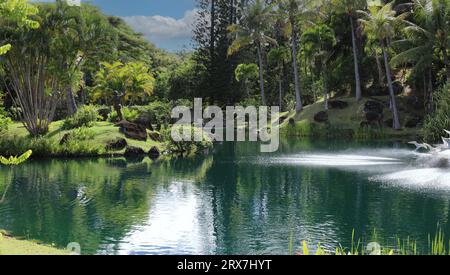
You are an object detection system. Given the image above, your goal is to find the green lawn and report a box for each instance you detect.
[4,121,164,156]
[0,231,69,255]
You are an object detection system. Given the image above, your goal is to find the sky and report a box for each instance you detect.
[36,0,197,52]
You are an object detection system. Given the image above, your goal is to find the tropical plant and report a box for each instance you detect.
[93,61,155,121]
[228,0,276,105]
[235,63,259,97]
[277,0,322,112]
[358,2,409,129]
[268,47,290,109]
[0,0,39,55]
[62,105,99,130]
[422,83,450,142]
[0,149,32,166]
[302,24,336,110]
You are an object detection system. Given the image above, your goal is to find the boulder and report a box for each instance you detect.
[148,146,161,159]
[148,131,163,142]
[106,138,127,150]
[59,133,71,145]
[288,118,296,126]
[364,100,384,114]
[328,100,349,109]
[124,146,145,157]
[365,111,383,126]
[314,111,328,123]
[116,120,147,141]
[134,114,154,131]
[405,117,422,128]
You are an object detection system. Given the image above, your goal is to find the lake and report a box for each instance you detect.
[1,139,449,255]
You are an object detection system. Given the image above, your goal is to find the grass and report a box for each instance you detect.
[280,96,421,140]
[0,231,69,255]
[1,121,164,157]
[292,228,450,255]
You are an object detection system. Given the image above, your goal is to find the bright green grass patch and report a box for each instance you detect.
[1,121,163,157]
[0,231,69,255]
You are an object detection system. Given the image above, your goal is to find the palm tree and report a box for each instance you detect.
[332,0,366,101]
[268,47,290,110]
[228,0,276,106]
[277,0,319,112]
[235,63,259,97]
[302,24,336,110]
[358,2,409,130]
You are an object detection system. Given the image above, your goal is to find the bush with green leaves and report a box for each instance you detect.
[108,107,140,122]
[63,106,99,130]
[423,83,450,142]
[163,125,212,154]
[0,114,12,132]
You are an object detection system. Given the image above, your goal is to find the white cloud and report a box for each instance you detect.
[122,9,198,51]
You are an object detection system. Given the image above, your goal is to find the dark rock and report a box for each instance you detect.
[405,117,422,128]
[148,131,163,142]
[384,118,394,128]
[288,118,295,126]
[328,100,349,109]
[393,81,403,95]
[106,138,127,150]
[60,133,71,145]
[364,100,384,114]
[435,158,449,168]
[116,120,147,141]
[134,115,154,131]
[148,146,161,159]
[279,115,289,124]
[124,146,145,157]
[365,111,384,126]
[97,107,111,121]
[314,111,328,123]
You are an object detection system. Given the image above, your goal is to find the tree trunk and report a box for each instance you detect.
[382,45,401,130]
[66,86,78,116]
[375,53,384,88]
[256,43,266,105]
[291,25,302,112]
[442,46,450,82]
[323,70,329,111]
[350,17,362,101]
[278,79,283,111]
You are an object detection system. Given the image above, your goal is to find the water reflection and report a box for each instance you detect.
[0,140,449,254]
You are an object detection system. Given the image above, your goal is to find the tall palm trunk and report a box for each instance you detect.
[381,44,400,130]
[66,86,78,116]
[375,53,384,87]
[256,43,266,105]
[350,17,362,101]
[291,25,302,112]
[323,67,329,111]
[278,79,283,111]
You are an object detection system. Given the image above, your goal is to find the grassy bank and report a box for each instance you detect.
[0,231,69,255]
[0,121,164,157]
[280,96,421,140]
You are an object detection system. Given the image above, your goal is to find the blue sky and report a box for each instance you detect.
[36,0,197,51]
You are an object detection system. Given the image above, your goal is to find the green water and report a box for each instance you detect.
[0,140,449,255]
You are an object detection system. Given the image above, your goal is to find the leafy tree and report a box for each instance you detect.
[235,63,259,97]
[267,47,290,109]
[359,2,409,130]
[302,24,336,110]
[277,0,324,112]
[0,0,39,55]
[93,61,155,121]
[228,0,276,105]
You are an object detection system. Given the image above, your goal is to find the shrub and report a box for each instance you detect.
[108,107,139,122]
[423,83,450,142]
[163,125,212,154]
[133,101,172,129]
[0,113,12,132]
[63,106,99,130]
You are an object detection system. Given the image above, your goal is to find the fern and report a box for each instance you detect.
[0,150,33,166]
